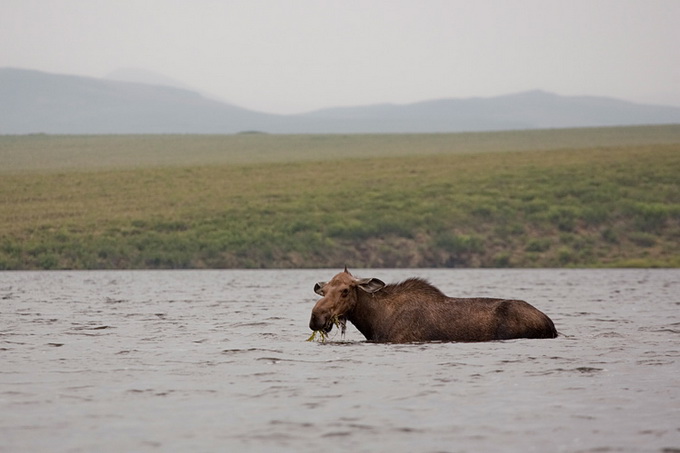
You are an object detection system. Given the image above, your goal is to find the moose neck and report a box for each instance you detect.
[347,290,390,342]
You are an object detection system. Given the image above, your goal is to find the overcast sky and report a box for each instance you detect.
[2,0,679,114]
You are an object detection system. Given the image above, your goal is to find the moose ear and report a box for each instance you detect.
[356,278,385,294]
[314,282,326,296]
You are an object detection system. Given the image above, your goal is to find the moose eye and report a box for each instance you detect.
[341,288,349,297]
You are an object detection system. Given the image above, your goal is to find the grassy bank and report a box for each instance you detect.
[3,125,680,173]
[1,128,679,269]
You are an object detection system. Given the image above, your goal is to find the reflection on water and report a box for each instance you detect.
[1,269,678,452]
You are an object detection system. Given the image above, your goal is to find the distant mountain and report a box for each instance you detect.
[299,90,680,132]
[105,67,196,90]
[0,67,282,134]
[104,67,228,103]
[2,67,680,134]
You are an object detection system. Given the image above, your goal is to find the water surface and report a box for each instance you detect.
[1,269,678,452]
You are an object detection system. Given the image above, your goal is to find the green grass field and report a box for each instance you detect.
[3,125,680,172]
[1,126,679,269]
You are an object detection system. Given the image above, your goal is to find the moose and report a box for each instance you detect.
[309,268,558,343]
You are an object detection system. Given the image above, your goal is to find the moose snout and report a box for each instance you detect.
[309,312,330,332]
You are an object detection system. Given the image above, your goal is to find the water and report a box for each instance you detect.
[1,269,678,453]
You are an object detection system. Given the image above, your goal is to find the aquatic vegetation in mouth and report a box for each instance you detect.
[306,329,329,343]
[306,316,346,342]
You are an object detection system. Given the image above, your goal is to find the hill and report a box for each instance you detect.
[300,91,680,132]
[0,129,678,269]
[2,67,680,134]
[0,68,282,134]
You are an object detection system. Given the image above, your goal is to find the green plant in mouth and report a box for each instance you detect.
[306,316,346,342]
[306,329,329,343]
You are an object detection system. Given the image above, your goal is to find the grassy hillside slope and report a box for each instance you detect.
[1,127,679,269]
[3,125,680,172]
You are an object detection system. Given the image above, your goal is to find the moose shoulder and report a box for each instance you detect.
[309,268,557,343]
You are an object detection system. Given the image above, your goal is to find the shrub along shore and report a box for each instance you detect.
[1,126,679,269]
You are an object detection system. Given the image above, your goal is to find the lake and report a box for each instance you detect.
[1,269,678,452]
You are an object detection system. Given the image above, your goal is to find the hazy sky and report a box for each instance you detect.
[2,0,679,114]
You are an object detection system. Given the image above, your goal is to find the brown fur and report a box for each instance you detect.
[309,269,558,343]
